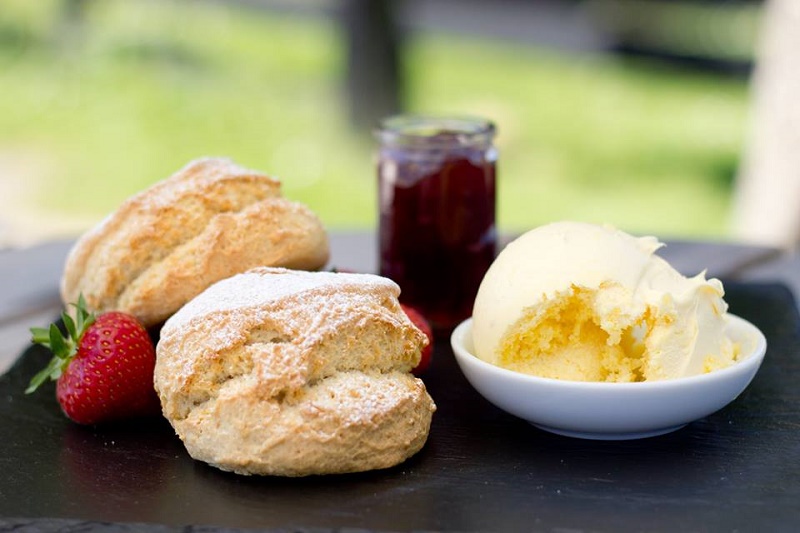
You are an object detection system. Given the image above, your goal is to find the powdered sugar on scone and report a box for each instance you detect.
[166,267,397,332]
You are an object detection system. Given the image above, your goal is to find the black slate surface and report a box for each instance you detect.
[1,282,799,532]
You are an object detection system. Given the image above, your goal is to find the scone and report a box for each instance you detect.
[60,158,329,328]
[154,267,436,476]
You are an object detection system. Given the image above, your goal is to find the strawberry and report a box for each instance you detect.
[26,295,160,425]
[401,303,433,375]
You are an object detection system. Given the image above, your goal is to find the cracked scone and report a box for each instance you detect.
[60,158,329,328]
[154,267,437,476]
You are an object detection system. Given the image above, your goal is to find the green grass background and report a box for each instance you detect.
[0,0,752,239]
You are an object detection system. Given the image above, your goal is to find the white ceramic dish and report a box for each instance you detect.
[450,315,767,440]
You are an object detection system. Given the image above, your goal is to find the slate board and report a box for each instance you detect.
[1,282,799,532]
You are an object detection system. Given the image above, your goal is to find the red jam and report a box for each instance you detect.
[377,116,497,332]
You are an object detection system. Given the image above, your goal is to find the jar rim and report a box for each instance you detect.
[375,114,496,148]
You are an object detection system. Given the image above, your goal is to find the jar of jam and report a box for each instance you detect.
[376,115,497,332]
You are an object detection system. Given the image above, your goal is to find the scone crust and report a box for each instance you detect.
[155,267,436,476]
[60,158,329,327]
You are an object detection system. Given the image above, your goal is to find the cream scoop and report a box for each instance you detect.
[471,221,739,382]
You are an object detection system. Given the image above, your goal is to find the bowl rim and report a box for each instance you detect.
[450,314,767,391]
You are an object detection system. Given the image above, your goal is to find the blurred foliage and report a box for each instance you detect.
[587,0,761,63]
[0,0,752,238]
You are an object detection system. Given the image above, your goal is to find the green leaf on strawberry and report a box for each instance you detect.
[26,294,96,394]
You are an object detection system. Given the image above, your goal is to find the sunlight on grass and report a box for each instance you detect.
[0,0,750,240]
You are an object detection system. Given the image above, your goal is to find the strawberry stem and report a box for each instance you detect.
[25,295,95,394]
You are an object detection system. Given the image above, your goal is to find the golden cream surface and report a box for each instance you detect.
[472,222,740,382]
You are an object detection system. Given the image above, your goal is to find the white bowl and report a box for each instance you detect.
[451,315,767,440]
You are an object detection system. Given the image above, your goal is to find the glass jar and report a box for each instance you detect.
[376,115,497,332]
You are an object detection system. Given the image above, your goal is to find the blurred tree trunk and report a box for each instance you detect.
[61,0,88,22]
[732,0,800,249]
[340,0,405,133]
[58,0,89,49]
